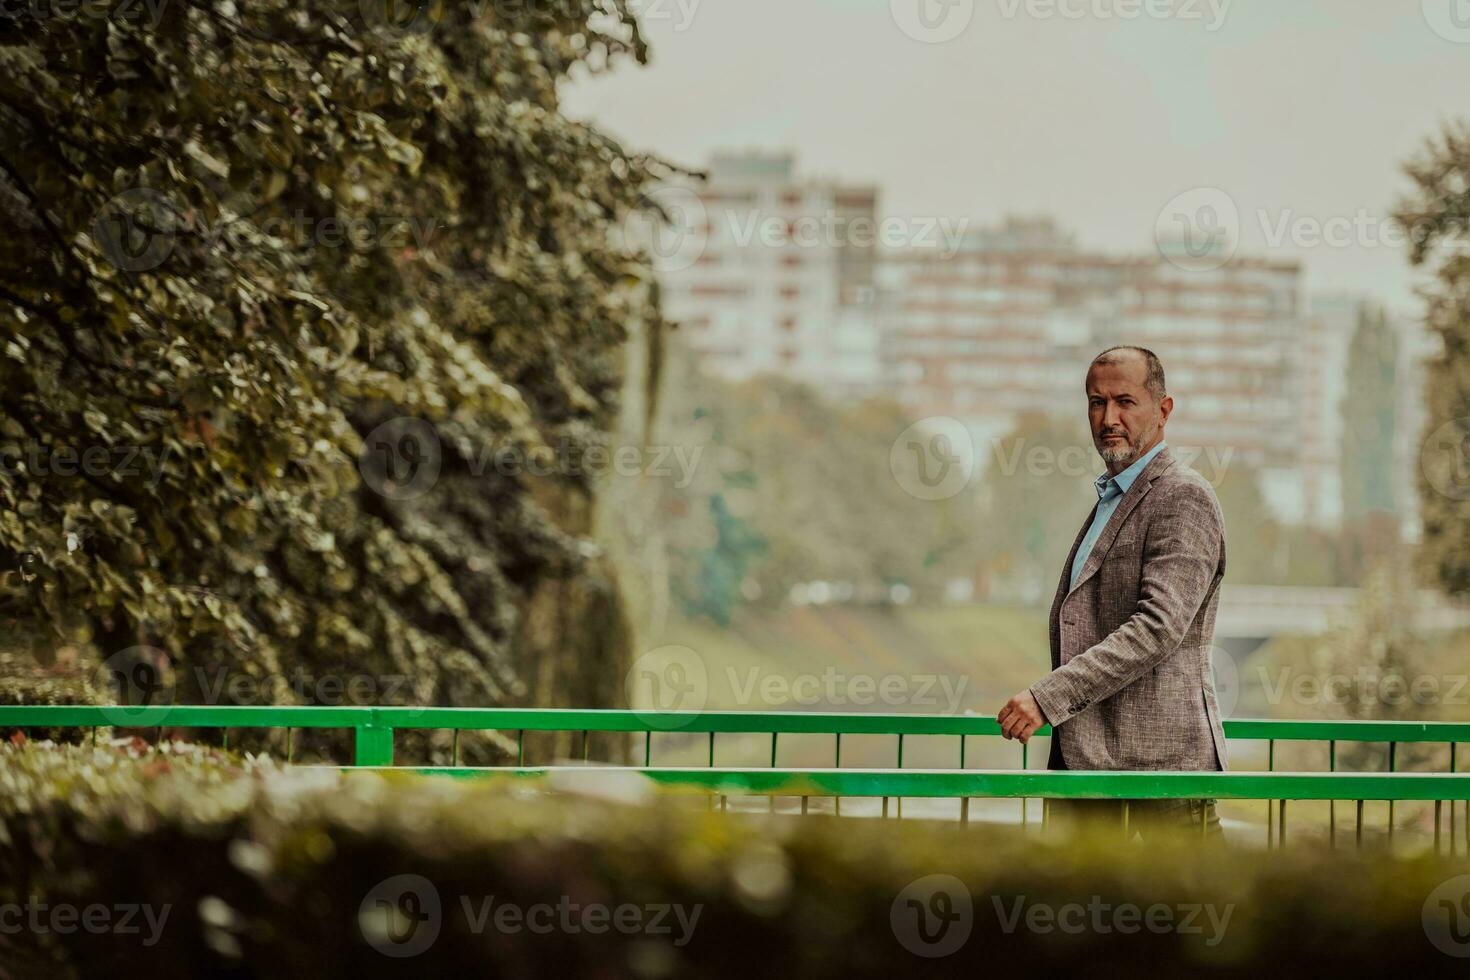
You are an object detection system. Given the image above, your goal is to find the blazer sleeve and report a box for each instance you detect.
[1029,483,1221,727]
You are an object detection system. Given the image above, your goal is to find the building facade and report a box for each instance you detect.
[654,155,1425,531]
[877,216,1307,515]
[655,151,882,400]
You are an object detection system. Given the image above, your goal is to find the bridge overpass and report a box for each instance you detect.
[1213,584,1470,656]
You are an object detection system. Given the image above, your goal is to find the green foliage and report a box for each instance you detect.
[2,743,1466,977]
[616,363,1348,634]
[977,413,1338,592]
[1341,303,1400,522]
[974,412,1094,602]
[627,362,979,622]
[1396,119,1470,596]
[0,2,673,705]
[689,492,766,626]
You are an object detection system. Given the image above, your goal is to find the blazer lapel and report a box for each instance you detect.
[1048,500,1098,648]
[1064,445,1176,597]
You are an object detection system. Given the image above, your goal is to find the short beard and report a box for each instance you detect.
[1098,421,1158,467]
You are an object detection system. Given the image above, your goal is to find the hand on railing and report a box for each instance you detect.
[997,690,1046,743]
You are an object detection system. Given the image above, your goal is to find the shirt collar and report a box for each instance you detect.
[1094,440,1167,499]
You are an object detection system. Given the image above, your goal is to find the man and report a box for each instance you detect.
[995,346,1229,840]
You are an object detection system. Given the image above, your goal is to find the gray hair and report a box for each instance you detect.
[1090,346,1167,402]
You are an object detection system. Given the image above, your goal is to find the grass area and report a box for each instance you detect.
[637,603,1048,769]
[644,603,1049,715]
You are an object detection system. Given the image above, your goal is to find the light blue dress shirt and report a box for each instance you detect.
[1068,441,1167,591]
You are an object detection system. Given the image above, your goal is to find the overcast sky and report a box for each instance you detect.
[562,0,1470,312]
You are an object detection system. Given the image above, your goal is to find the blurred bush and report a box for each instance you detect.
[1,743,1465,977]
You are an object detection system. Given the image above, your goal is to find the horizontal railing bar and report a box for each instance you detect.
[1218,719,1470,743]
[0,705,376,728]
[343,766,1470,801]
[8,706,1470,744]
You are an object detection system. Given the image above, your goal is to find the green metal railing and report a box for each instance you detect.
[5,705,1469,768]
[5,705,1470,850]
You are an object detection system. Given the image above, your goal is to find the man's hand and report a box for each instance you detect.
[997,690,1046,743]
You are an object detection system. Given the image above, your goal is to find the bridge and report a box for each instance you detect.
[1212,584,1470,654]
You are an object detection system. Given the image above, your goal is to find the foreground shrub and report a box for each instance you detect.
[1,743,1466,977]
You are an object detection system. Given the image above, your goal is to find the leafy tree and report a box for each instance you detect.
[975,412,1094,603]
[0,2,671,713]
[1340,302,1399,521]
[614,357,979,625]
[1395,120,1470,597]
[1329,302,1402,586]
[688,492,766,626]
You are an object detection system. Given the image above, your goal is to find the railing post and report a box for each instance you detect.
[354,719,394,767]
[895,733,902,820]
[709,731,717,813]
[1328,740,1336,849]
[1388,742,1396,841]
[1267,739,1275,848]
[1021,741,1029,826]
[833,733,840,817]
[770,732,778,813]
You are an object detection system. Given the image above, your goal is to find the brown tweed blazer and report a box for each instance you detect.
[1030,444,1229,772]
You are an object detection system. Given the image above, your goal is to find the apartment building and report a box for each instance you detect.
[655,151,882,400]
[653,155,1425,530]
[878,216,1306,514]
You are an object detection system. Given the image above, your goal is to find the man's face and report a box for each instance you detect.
[1086,358,1171,470]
